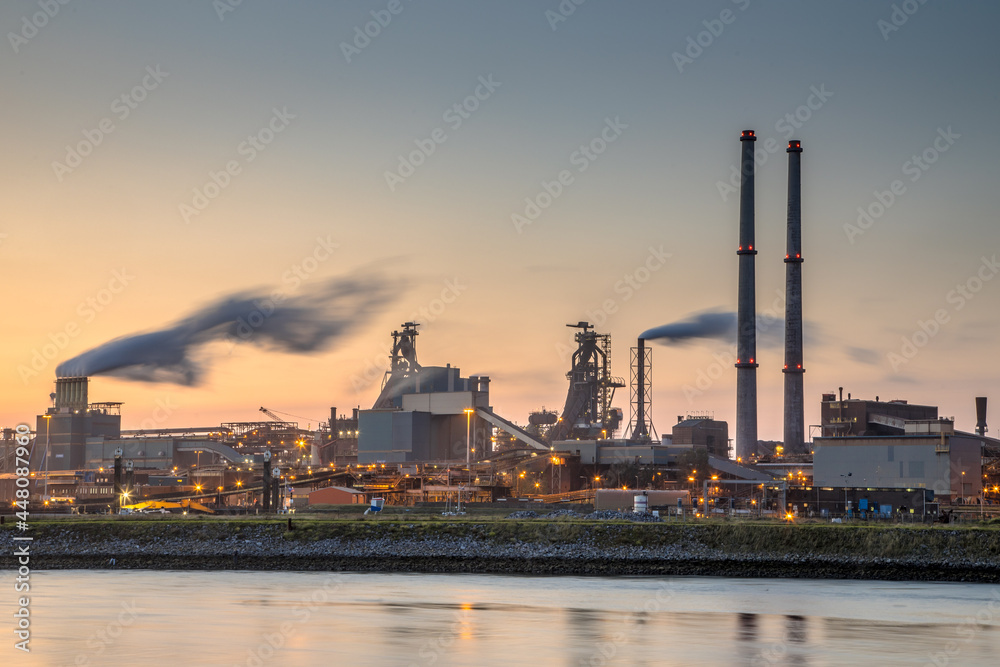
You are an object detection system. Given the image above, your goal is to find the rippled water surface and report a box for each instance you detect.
[1,570,999,666]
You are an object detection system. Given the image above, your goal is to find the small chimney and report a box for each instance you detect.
[55,377,89,411]
[976,397,988,436]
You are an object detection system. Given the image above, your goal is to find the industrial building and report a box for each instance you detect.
[820,391,938,437]
[358,322,506,463]
[33,377,122,471]
[670,414,730,458]
[814,418,986,503]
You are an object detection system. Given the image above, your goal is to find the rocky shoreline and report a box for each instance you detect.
[3,521,999,582]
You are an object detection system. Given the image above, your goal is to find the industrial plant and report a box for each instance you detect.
[3,132,997,520]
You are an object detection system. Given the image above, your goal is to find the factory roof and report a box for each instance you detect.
[674,418,722,428]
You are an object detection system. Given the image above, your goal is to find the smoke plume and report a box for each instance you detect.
[641,309,793,349]
[640,310,736,343]
[56,274,396,385]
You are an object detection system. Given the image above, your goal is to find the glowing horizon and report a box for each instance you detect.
[2,1,997,443]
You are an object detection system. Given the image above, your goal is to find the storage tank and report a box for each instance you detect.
[595,489,691,511]
[633,492,648,514]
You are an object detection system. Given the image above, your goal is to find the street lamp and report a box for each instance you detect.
[42,415,51,502]
[463,408,474,471]
[841,472,852,515]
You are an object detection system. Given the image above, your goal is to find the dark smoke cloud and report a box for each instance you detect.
[640,309,800,349]
[640,311,736,344]
[56,275,397,385]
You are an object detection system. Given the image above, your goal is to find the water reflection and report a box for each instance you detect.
[739,612,759,641]
[0,572,997,667]
[786,615,806,644]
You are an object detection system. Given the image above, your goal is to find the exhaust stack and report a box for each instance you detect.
[54,376,89,410]
[629,337,653,440]
[735,130,758,461]
[976,397,988,437]
[783,140,805,453]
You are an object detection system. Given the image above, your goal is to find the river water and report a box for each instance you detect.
[1,571,998,666]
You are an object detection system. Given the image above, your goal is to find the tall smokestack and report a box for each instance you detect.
[735,130,758,461]
[633,337,648,440]
[976,397,988,437]
[783,140,805,453]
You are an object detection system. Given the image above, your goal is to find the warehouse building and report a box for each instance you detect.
[814,419,983,502]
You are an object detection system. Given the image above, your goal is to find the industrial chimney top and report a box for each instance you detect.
[787,140,802,152]
[740,130,756,141]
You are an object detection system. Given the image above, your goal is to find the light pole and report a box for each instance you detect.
[840,472,852,516]
[42,415,51,502]
[980,476,984,519]
[464,408,474,474]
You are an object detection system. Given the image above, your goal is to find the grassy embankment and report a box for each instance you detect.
[4,507,1000,563]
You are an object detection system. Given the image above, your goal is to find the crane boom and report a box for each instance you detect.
[259,407,295,428]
